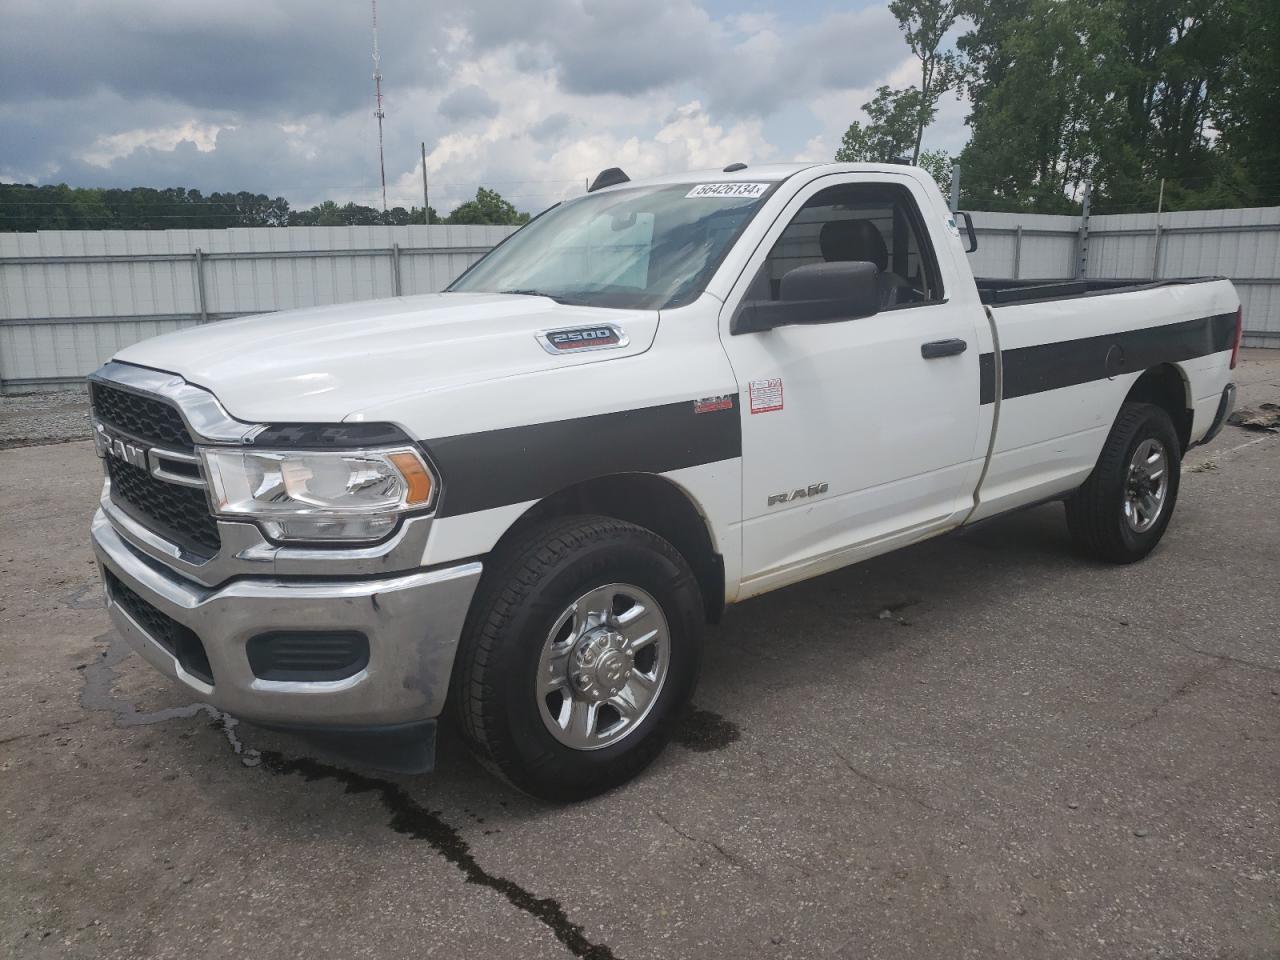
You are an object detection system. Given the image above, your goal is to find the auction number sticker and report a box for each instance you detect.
[685,182,770,199]
[749,378,784,414]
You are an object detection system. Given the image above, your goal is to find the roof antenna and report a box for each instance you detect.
[723,162,748,172]
[588,167,630,192]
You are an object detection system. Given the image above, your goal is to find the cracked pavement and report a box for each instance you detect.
[2,350,1279,959]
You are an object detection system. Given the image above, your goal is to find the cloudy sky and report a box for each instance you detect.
[0,0,970,216]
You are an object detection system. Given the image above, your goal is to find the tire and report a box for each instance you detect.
[451,515,704,801]
[1065,402,1182,564]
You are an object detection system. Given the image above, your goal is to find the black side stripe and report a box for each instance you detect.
[425,398,742,517]
[978,312,1235,405]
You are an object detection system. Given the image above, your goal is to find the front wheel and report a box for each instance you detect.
[451,515,704,801]
[1065,401,1182,564]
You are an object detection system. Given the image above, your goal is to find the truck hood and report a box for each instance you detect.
[113,293,658,424]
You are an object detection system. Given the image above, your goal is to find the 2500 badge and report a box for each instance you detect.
[536,324,629,354]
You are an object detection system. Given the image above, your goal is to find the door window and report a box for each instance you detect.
[746,182,944,311]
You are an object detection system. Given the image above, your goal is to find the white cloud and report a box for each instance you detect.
[654,102,772,170]
[390,51,778,216]
[924,87,972,158]
[81,121,225,167]
[2,1,973,215]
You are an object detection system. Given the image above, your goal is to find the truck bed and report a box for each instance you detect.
[976,276,1224,307]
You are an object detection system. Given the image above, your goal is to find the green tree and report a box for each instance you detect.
[0,183,296,230]
[289,200,401,226]
[1213,0,1280,205]
[444,187,530,225]
[1,183,463,232]
[835,86,922,162]
[1093,0,1243,211]
[957,0,1263,212]
[956,0,1120,212]
[917,149,953,196]
[889,0,962,163]
[312,201,346,226]
[383,205,429,225]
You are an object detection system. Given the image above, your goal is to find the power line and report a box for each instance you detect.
[0,192,569,210]
[0,178,585,200]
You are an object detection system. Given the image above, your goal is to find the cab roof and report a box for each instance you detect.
[591,161,925,192]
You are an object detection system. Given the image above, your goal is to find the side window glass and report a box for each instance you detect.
[756,183,943,310]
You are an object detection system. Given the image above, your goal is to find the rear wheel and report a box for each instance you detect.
[451,515,703,801]
[1065,402,1182,563]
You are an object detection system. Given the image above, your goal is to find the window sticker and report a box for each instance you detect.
[685,183,770,199]
[749,378,784,414]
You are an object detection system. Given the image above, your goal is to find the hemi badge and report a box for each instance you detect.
[536,324,630,355]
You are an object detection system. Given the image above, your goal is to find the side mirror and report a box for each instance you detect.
[734,261,880,334]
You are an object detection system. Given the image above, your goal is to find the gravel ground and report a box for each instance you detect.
[0,390,92,449]
[1,353,1277,960]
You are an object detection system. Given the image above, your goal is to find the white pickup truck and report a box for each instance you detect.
[89,162,1241,799]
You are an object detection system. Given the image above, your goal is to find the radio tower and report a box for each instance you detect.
[371,0,388,211]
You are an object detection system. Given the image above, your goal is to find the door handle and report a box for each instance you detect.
[921,338,968,359]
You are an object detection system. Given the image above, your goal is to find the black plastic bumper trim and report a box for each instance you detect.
[254,718,437,774]
[246,631,370,682]
[1193,382,1237,448]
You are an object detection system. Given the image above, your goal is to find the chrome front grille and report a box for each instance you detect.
[105,457,221,560]
[91,379,221,560]
[90,382,195,451]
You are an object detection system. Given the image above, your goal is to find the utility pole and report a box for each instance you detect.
[1151,177,1165,280]
[421,142,430,225]
[371,0,388,212]
[949,163,961,212]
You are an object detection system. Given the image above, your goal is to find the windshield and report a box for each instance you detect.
[447,182,774,309]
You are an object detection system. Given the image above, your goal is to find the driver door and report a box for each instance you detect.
[720,174,985,594]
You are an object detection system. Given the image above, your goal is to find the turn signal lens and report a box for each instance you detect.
[388,451,434,506]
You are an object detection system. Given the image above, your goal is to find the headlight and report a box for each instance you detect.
[201,446,436,542]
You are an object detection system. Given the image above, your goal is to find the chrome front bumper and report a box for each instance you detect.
[92,509,482,728]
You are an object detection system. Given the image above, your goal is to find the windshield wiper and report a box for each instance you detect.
[498,288,563,301]
[496,288,596,307]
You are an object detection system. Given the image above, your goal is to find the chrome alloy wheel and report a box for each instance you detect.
[1123,437,1169,533]
[536,583,670,751]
